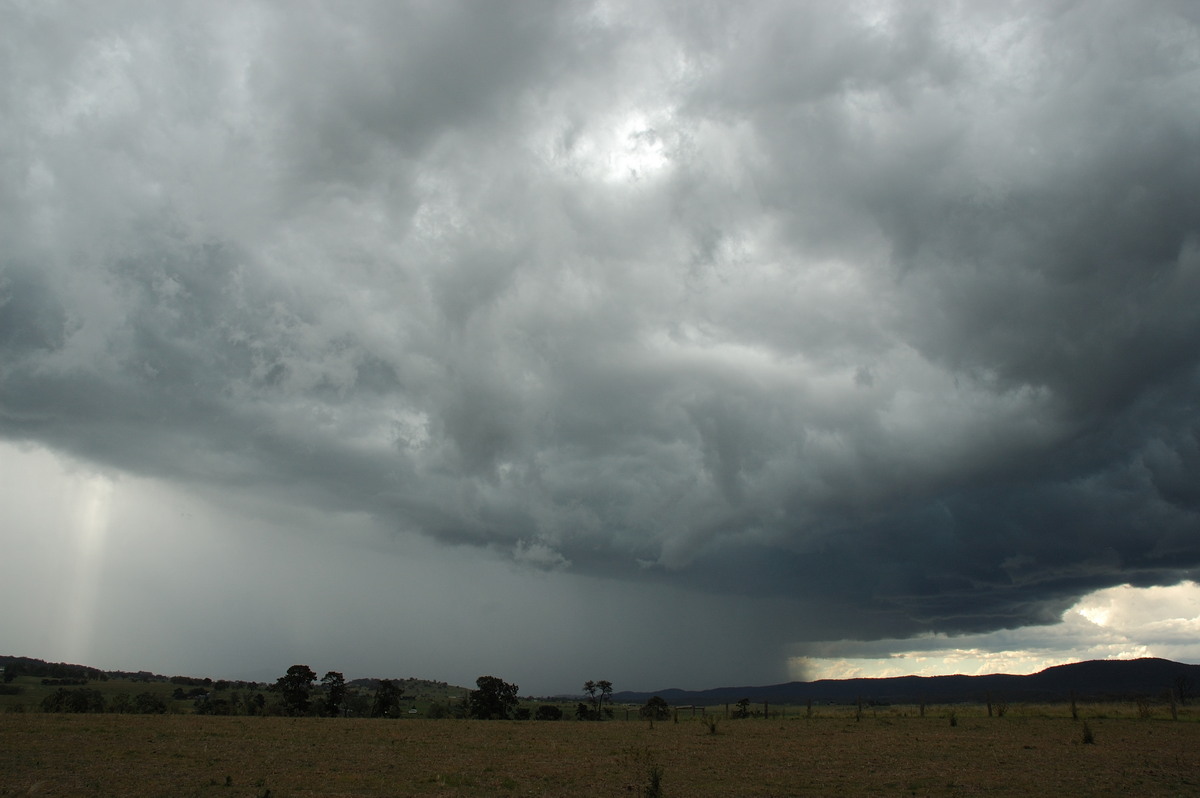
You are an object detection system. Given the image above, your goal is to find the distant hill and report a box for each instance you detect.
[0,655,107,683]
[611,658,1200,705]
[0,655,469,699]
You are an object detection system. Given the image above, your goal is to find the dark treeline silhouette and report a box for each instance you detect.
[11,653,1196,718]
[1,656,106,683]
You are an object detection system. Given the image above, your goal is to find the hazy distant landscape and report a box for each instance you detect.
[5,654,1200,718]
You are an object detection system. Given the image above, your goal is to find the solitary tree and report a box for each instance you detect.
[468,675,520,720]
[598,680,613,718]
[640,696,670,721]
[275,665,317,715]
[1175,673,1193,706]
[321,671,346,717]
[582,679,614,720]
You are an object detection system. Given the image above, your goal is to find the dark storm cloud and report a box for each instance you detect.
[3,0,1199,654]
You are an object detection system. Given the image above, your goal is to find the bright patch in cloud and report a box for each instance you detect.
[793,581,1200,681]
[545,109,676,185]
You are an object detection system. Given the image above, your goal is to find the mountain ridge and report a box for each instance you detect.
[609,658,1200,705]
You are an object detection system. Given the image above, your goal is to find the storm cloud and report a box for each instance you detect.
[3,1,1199,686]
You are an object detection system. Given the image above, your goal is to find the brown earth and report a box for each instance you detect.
[3,712,1199,797]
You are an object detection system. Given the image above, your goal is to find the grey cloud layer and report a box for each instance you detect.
[3,0,1199,645]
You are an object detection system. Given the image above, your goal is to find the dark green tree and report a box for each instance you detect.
[134,692,167,714]
[41,688,106,713]
[468,675,520,720]
[247,692,267,716]
[321,671,347,717]
[535,704,564,720]
[275,665,317,715]
[371,679,403,717]
[583,680,597,714]
[640,696,671,721]
[598,680,613,718]
[110,692,133,714]
[344,689,372,717]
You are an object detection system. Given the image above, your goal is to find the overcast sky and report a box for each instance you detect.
[3,0,1200,695]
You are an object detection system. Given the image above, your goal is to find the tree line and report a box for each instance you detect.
[17,661,676,721]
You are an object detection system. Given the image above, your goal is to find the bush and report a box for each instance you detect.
[41,688,106,713]
[134,692,168,714]
[644,764,664,798]
[535,705,563,721]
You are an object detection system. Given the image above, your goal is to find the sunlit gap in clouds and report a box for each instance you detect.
[62,473,113,663]
[791,581,1200,681]
[542,106,677,186]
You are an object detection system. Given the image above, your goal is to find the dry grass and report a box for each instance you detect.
[3,712,1199,797]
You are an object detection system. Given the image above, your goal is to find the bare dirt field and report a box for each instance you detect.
[3,711,1199,797]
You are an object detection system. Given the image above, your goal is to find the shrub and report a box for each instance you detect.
[644,764,664,798]
[134,692,168,714]
[41,688,106,713]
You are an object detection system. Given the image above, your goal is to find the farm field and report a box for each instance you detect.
[3,710,1199,797]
